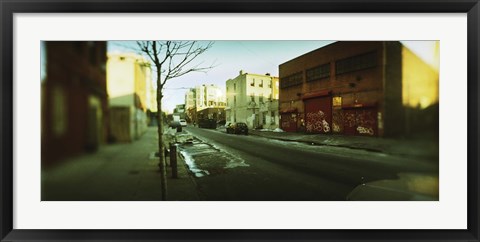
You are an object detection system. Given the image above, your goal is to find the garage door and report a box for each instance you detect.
[304,96,332,134]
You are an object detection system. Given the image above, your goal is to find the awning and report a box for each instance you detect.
[279,107,297,114]
[302,90,331,100]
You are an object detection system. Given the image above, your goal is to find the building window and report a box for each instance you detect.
[259,79,263,87]
[336,51,377,75]
[234,83,236,91]
[306,63,330,82]
[280,71,303,88]
[233,96,236,106]
[250,79,255,87]
[250,93,255,102]
[271,111,276,124]
[268,80,272,88]
[259,96,264,103]
[262,112,267,124]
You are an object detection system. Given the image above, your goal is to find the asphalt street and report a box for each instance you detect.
[179,126,438,201]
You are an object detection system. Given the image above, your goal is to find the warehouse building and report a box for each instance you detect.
[279,41,439,137]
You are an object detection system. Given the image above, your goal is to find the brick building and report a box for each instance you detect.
[41,41,109,166]
[279,41,439,137]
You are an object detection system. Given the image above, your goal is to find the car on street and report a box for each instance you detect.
[198,119,217,129]
[217,120,226,128]
[179,119,187,127]
[226,122,248,135]
[169,121,183,132]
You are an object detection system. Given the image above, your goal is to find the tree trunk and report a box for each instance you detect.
[157,77,167,201]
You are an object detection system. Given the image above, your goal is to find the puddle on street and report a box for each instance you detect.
[179,150,210,178]
[178,141,249,177]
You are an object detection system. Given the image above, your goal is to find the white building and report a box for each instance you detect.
[185,88,196,110]
[195,84,226,111]
[225,70,279,129]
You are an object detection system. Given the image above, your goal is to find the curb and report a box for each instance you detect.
[249,131,437,161]
[164,144,201,201]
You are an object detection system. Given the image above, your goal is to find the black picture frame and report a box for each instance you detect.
[1,0,479,241]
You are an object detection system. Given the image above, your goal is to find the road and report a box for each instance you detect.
[177,126,438,201]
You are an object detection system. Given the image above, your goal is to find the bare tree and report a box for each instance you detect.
[137,41,214,200]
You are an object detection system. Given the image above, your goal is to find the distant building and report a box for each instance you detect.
[174,104,186,113]
[196,84,226,111]
[41,41,109,166]
[107,52,151,142]
[185,88,196,123]
[279,41,439,137]
[225,70,280,129]
[193,84,226,125]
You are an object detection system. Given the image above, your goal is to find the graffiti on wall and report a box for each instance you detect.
[332,109,344,133]
[357,126,374,135]
[281,113,297,132]
[334,108,377,136]
[355,109,376,136]
[306,110,330,133]
[345,112,356,128]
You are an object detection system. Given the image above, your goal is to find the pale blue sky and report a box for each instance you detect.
[108,41,438,113]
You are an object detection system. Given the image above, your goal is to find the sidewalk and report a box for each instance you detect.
[41,126,200,201]
[249,129,439,162]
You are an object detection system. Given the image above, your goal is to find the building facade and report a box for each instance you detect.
[225,70,280,129]
[195,84,226,111]
[279,41,439,137]
[185,88,196,123]
[41,41,109,166]
[107,52,151,142]
[193,84,226,125]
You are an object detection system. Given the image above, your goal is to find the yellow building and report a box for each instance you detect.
[107,52,152,142]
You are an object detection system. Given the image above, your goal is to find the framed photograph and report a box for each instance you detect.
[1,0,479,241]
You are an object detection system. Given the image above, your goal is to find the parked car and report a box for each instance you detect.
[198,119,217,129]
[217,120,226,127]
[179,119,187,127]
[169,121,182,132]
[226,122,248,135]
